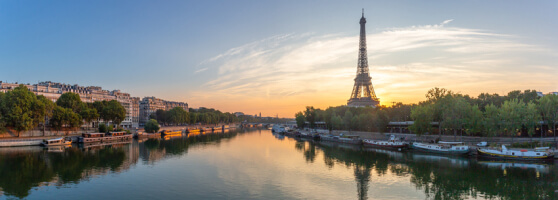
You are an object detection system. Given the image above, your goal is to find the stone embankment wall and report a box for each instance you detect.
[0,123,239,139]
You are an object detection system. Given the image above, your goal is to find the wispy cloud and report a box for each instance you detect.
[190,20,558,117]
[194,67,209,74]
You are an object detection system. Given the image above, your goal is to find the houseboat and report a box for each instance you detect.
[320,134,362,145]
[411,141,470,155]
[477,145,554,160]
[0,138,43,147]
[41,137,71,146]
[79,132,133,143]
[136,131,160,139]
[161,130,182,136]
[363,135,408,150]
[79,133,106,143]
[104,131,133,141]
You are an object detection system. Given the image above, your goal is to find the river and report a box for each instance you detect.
[0,129,556,199]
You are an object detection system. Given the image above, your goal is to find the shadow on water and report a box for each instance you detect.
[288,136,558,200]
[0,128,246,199]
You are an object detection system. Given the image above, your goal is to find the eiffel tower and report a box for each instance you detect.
[348,9,380,107]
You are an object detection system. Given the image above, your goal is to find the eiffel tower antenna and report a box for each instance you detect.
[347,10,380,107]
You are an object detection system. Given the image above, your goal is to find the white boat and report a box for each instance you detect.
[0,138,43,147]
[477,141,488,147]
[271,125,286,133]
[411,141,470,155]
[477,145,554,160]
[363,135,408,150]
[41,137,71,146]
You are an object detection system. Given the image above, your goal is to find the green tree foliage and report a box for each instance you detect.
[374,110,389,133]
[144,119,160,133]
[499,99,524,140]
[56,92,83,113]
[103,100,126,127]
[538,94,558,142]
[330,114,343,130]
[80,105,99,128]
[343,110,354,130]
[295,112,305,128]
[304,106,317,129]
[482,104,500,138]
[0,85,38,135]
[166,107,189,125]
[522,101,540,141]
[50,106,82,130]
[98,123,107,133]
[410,104,433,137]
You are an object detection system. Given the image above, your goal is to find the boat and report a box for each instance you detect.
[319,134,362,145]
[0,138,43,147]
[271,125,286,133]
[477,145,554,160]
[41,137,71,146]
[161,130,182,136]
[363,135,408,150]
[79,132,133,143]
[136,131,160,138]
[411,141,470,155]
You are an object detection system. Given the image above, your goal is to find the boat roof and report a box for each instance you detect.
[438,141,464,144]
[84,133,106,135]
[46,137,64,141]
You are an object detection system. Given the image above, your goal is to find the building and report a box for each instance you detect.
[139,96,189,126]
[2,81,189,128]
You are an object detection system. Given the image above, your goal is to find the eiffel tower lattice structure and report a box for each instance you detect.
[347,9,380,107]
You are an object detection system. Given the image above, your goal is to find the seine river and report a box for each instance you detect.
[0,129,556,199]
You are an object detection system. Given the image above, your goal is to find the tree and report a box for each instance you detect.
[0,85,37,136]
[482,104,500,140]
[167,107,189,125]
[330,114,343,130]
[304,106,317,129]
[522,101,540,143]
[155,109,167,125]
[343,110,354,130]
[295,112,305,128]
[442,96,470,140]
[36,95,55,135]
[56,92,83,113]
[80,107,99,129]
[374,110,389,133]
[539,95,558,143]
[145,119,160,133]
[103,100,126,127]
[98,123,107,133]
[499,99,524,142]
[50,106,82,131]
[464,104,483,139]
[410,104,433,137]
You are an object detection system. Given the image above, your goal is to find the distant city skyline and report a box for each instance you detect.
[2,1,557,117]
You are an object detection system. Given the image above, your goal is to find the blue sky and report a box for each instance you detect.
[1,1,557,117]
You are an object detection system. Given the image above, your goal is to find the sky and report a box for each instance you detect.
[1,1,557,117]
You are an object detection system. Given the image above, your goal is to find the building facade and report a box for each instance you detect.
[1,81,188,129]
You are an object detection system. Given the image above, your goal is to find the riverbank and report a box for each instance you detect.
[0,124,239,141]
[311,129,558,146]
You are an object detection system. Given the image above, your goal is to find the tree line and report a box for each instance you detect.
[0,85,126,136]
[295,88,558,140]
[410,88,558,141]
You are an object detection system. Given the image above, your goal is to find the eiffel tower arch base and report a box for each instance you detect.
[347,97,379,107]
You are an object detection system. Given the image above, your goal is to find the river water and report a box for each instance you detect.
[0,129,556,199]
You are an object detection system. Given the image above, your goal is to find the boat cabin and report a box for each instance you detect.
[109,131,127,136]
[82,133,106,138]
[44,138,65,145]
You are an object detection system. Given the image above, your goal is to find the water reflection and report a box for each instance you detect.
[290,136,558,200]
[0,129,244,199]
[1,129,557,199]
